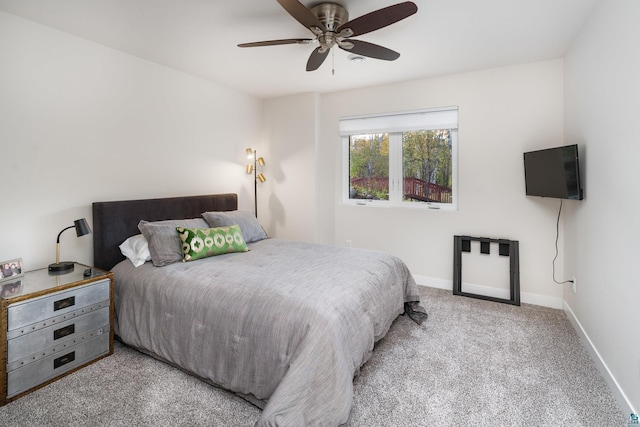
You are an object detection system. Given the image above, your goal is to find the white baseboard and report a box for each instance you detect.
[563,301,636,416]
[413,275,564,309]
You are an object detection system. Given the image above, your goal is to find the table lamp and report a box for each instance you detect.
[48,218,92,273]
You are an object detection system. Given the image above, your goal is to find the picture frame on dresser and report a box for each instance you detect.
[0,258,23,282]
[0,279,23,298]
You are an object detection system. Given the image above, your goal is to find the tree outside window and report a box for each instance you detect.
[402,130,453,204]
[349,133,389,200]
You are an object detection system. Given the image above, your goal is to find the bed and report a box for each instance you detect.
[92,193,427,426]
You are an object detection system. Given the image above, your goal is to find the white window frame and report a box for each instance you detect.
[341,107,459,211]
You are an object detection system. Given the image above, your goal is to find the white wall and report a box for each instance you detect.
[563,0,640,413]
[261,93,318,242]
[315,60,567,307]
[0,11,262,271]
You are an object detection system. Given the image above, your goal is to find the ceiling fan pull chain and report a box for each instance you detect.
[332,48,335,75]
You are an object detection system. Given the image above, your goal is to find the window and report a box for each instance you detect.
[341,107,458,210]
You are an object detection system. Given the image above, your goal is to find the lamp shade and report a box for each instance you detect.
[74,218,91,237]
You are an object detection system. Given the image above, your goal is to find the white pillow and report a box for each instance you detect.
[119,234,151,267]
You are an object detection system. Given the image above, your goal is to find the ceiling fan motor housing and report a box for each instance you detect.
[310,3,349,31]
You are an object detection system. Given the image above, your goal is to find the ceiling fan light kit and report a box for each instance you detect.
[238,0,418,71]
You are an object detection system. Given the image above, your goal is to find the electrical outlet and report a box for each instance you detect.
[572,276,577,294]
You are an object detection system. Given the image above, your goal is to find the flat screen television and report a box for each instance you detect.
[523,144,583,200]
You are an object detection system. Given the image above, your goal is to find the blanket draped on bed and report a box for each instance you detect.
[112,239,425,426]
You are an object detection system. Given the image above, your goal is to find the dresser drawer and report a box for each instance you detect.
[7,279,110,332]
[7,306,110,364]
[7,332,110,398]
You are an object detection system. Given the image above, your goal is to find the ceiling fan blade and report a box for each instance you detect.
[337,1,418,37]
[306,47,330,71]
[276,0,326,31]
[340,39,400,61]
[238,38,313,48]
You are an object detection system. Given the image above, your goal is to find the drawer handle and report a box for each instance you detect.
[53,351,75,369]
[53,324,75,340]
[53,296,75,311]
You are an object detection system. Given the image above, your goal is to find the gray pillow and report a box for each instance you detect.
[138,218,209,266]
[201,210,267,243]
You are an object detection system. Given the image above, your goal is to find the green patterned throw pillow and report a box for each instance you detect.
[176,225,248,262]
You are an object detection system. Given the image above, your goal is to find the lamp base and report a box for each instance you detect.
[48,261,75,273]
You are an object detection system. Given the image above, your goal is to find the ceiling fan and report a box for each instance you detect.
[238,0,418,71]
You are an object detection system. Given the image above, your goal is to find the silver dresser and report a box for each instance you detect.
[1,263,114,405]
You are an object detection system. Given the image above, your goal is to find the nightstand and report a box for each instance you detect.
[0,263,114,405]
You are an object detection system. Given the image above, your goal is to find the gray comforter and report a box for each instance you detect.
[112,238,424,426]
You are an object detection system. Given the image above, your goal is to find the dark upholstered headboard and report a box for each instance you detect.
[92,193,238,271]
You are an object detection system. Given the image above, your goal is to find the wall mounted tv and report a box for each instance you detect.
[523,144,584,200]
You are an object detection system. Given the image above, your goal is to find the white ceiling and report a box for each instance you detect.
[0,0,597,99]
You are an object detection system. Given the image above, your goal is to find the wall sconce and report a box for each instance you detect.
[48,218,92,273]
[245,148,266,217]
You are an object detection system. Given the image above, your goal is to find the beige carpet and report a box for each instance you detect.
[0,286,627,426]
